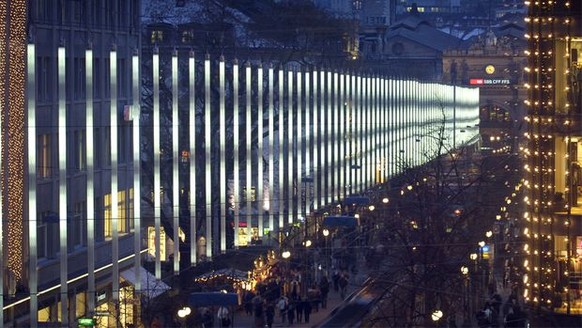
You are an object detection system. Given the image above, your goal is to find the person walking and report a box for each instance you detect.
[338,273,349,299]
[295,296,304,323]
[303,297,312,324]
[287,299,295,326]
[265,303,275,328]
[277,295,288,324]
[217,306,230,327]
[319,276,330,309]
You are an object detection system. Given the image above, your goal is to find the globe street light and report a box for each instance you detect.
[431,309,443,322]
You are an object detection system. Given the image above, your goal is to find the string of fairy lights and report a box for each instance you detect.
[523,0,576,310]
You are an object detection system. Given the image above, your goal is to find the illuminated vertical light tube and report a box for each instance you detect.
[233,59,239,248]
[268,65,274,233]
[153,48,161,278]
[204,55,212,258]
[367,75,372,187]
[27,42,38,323]
[319,70,325,207]
[297,70,302,220]
[246,63,252,242]
[339,73,344,198]
[188,52,197,261]
[257,65,264,237]
[131,51,141,288]
[357,75,363,194]
[312,69,319,211]
[219,57,227,250]
[278,67,285,228]
[172,50,180,271]
[58,45,69,326]
[350,74,356,195]
[305,70,311,217]
[330,71,337,202]
[327,71,333,204]
[86,47,96,312]
[288,70,294,224]
[334,71,340,200]
[110,47,120,303]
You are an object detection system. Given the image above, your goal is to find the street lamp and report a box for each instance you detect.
[177,306,192,327]
[431,309,443,324]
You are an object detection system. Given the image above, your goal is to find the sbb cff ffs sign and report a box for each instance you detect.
[470,78,511,85]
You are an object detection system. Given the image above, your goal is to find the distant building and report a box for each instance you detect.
[363,13,460,79]
[443,21,527,153]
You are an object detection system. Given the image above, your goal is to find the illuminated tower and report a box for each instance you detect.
[524,0,582,317]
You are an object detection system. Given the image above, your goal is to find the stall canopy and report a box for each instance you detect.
[189,292,238,307]
[344,196,370,206]
[120,266,171,300]
[323,215,358,227]
[194,268,248,281]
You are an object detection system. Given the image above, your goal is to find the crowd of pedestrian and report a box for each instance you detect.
[476,292,526,328]
[239,262,347,327]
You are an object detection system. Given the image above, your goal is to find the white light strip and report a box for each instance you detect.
[333,71,339,201]
[297,70,302,220]
[305,70,311,218]
[319,70,325,207]
[110,48,119,302]
[85,47,96,311]
[288,69,293,224]
[326,71,332,204]
[257,65,264,237]
[220,57,227,250]
[172,51,180,271]
[246,63,252,242]
[132,51,141,290]
[278,67,284,228]
[312,69,319,210]
[268,65,274,233]
[350,73,355,195]
[27,42,38,324]
[204,56,212,258]
[338,73,344,199]
[58,45,69,326]
[365,76,370,190]
[153,49,161,278]
[233,59,239,247]
[189,52,197,262]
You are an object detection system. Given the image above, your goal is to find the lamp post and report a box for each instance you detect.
[322,229,330,276]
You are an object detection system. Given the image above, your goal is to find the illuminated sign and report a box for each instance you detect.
[470,78,511,85]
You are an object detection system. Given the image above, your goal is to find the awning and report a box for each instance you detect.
[120,266,170,300]
[189,292,238,307]
[323,215,358,227]
[344,196,370,206]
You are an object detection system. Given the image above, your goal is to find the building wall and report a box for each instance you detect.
[1,0,141,326]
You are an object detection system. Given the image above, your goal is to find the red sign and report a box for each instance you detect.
[470,78,484,85]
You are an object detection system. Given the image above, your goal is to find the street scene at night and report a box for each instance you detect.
[0,0,582,327]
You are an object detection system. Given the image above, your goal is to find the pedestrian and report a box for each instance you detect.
[254,298,265,328]
[287,299,295,326]
[319,276,330,309]
[265,303,275,328]
[338,273,349,299]
[217,306,230,327]
[303,297,312,323]
[295,296,304,323]
[201,307,213,328]
[332,270,340,292]
[277,295,288,324]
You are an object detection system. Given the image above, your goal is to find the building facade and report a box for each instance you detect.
[1,0,146,326]
[525,0,582,318]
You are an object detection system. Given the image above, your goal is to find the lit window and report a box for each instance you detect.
[37,134,51,178]
[151,30,164,43]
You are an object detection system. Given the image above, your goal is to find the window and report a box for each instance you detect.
[74,130,86,171]
[72,202,86,248]
[74,58,86,99]
[151,30,164,43]
[119,190,127,234]
[104,58,111,98]
[129,188,134,231]
[94,58,101,98]
[38,134,52,178]
[37,221,47,259]
[104,194,112,238]
[119,124,126,163]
